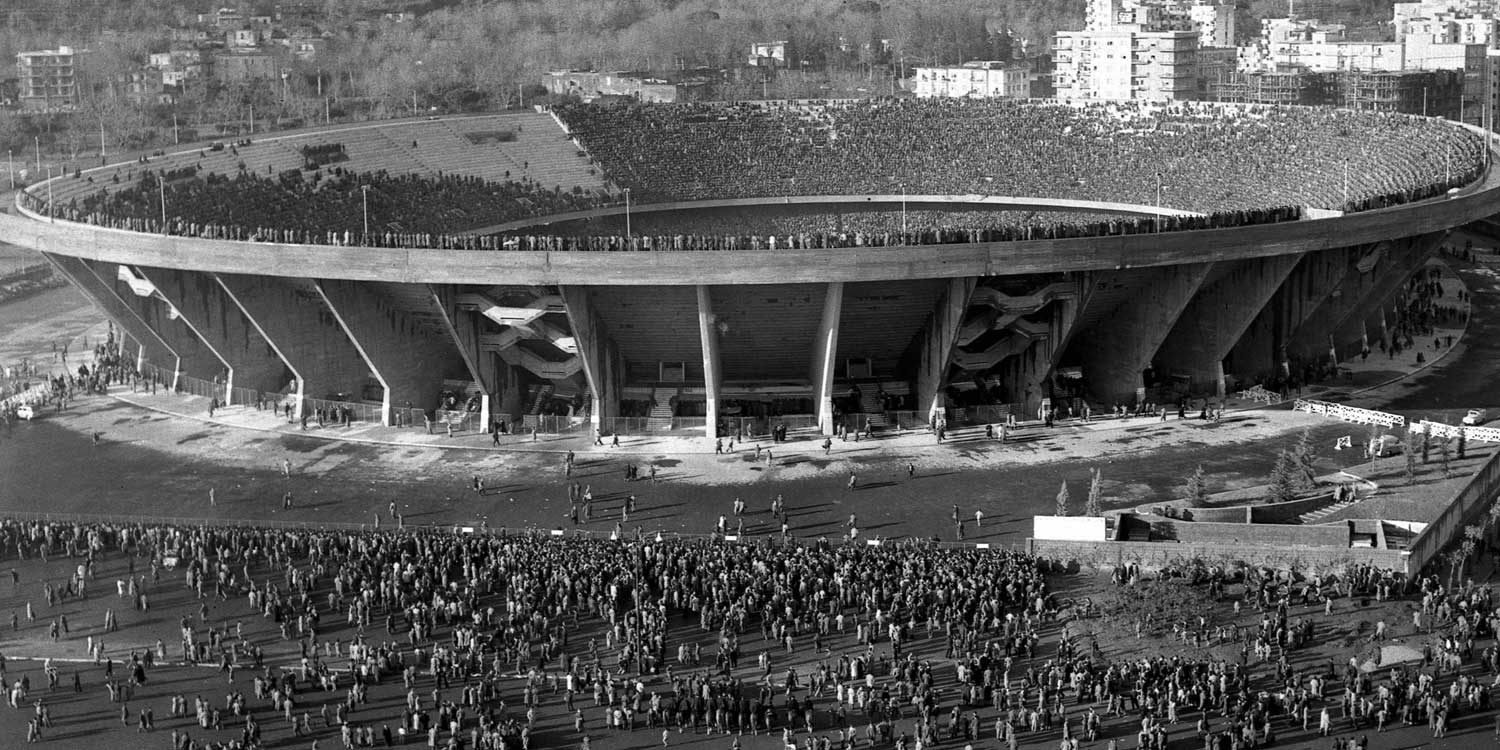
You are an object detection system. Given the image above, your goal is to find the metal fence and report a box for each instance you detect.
[303,397,383,426]
[228,386,262,408]
[435,409,482,433]
[1406,446,1500,575]
[391,407,426,430]
[138,362,174,389]
[177,374,224,400]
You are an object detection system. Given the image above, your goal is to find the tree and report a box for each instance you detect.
[1291,427,1318,489]
[1404,429,1418,485]
[1266,449,1299,504]
[1458,429,1468,459]
[1421,424,1431,464]
[1182,464,1210,508]
[1055,480,1070,517]
[1084,469,1104,517]
[1440,434,1453,478]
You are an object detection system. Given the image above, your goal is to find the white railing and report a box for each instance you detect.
[1292,399,1405,428]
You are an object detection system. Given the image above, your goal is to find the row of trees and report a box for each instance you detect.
[6,0,1088,162]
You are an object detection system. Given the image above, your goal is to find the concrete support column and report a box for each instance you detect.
[131,266,235,402]
[214,274,372,421]
[914,277,977,425]
[313,280,468,427]
[214,274,305,419]
[430,285,492,430]
[810,282,844,436]
[1290,233,1442,361]
[560,286,623,436]
[44,253,180,383]
[314,281,393,426]
[1154,256,1299,398]
[1072,263,1211,405]
[137,267,294,408]
[696,285,723,442]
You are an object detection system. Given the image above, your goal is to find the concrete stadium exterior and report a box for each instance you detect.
[3,114,1497,441]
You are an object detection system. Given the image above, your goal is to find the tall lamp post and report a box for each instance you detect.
[361,184,370,239]
[899,182,907,235]
[1154,172,1164,232]
[624,188,632,237]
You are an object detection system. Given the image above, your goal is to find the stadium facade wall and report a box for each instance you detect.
[214,273,375,415]
[85,259,226,387]
[139,267,291,397]
[1154,255,1300,396]
[314,279,468,420]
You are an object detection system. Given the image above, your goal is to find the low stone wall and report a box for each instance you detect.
[1250,492,1338,523]
[1028,537,1409,574]
[1148,518,1351,546]
[1138,490,1335,524]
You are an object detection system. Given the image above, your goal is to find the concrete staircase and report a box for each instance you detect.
[459,292,564,327]
[495,345,582,380]
[521,383,555,428]
[1298,495,1362,524]
[957,282,1075,346]
[858,388,889,429]
[646,387,675,431]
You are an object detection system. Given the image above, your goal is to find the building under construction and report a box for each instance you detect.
[1210,68,1462,118]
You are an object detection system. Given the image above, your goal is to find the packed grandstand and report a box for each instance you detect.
[21,99,1487,250]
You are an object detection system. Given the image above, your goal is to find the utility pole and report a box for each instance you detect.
[361,184,370,238]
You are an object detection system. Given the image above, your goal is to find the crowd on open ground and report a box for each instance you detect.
[0,506,1497,750]
[18,99,1485,252]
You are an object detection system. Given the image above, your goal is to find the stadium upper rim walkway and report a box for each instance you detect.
[3,128,1498,286]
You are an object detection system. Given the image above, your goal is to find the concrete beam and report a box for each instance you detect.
[1071,262,1212,405]
[213,273,375,418]
[213,274,306,418]
[810,282,844,436]
[44,253,179,380]
[560,286,624,436]
[131,266,235,401]
[914,277,977,423]
[697,285,723,441]
[313,280,464,426]
[313,281,392,425]
[1154,256,1299,397]
[430,285,492,429]
[1289,232,1443,362]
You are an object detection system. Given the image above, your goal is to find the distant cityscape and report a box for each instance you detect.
[6,0,1500,157]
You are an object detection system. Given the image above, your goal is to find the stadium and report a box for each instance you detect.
[1,98,1496,441]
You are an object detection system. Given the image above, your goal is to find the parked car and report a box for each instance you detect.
[1367,434,1402,457]
[15,404,35,420]
[1463,409,1489,426]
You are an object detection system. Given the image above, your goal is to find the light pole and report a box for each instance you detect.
[1342,159,1349,209]
[7,150,13,190]
[34,135,40,172]
[1155,172,1164,232]
[158,172,167,228]
[899,182,907,235]
[361,184,370,238]
[624,188,632,237]
[44,166,53,222]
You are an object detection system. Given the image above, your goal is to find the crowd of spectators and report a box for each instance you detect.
[494,206,1301,253]
[556,99,1482,213]
[34,164,601,248]
[19,98,1487,252]
[0,512,1493,750]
